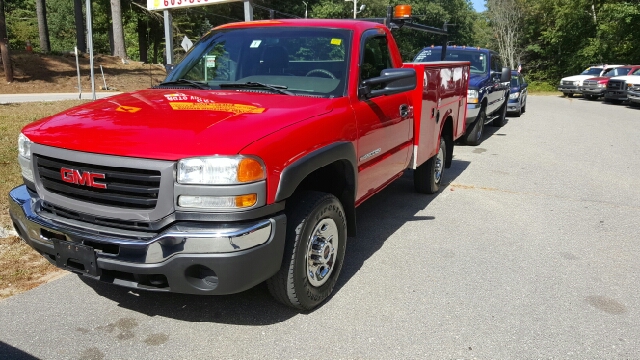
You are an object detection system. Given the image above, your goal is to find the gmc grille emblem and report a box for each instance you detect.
[60,168,107,189]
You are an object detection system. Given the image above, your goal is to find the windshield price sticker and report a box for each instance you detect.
[331,39,342,46]
[147,0,242,11]
[250,40,262,48]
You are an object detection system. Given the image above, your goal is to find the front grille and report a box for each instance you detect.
[607,80,625,90]
[583,80,597,86]
[562,81,575,86]
[36,155,161,209]
[39,201,152,231]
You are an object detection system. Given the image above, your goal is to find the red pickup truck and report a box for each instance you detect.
[9,10,469,310]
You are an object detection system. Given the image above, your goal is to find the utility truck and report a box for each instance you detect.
[10,6,471,310]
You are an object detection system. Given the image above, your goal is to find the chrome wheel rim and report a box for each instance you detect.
[434,143,444,184]
[306,218,339,287]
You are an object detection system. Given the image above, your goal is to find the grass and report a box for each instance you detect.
[527,80,560,95]
[0,100,85,300]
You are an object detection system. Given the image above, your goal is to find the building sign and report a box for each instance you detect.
[147,0,242,11]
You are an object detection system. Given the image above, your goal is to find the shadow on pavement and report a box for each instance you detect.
[0,341,39,360]
[81,159,470,324]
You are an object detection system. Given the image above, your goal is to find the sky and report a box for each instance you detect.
[470,0,486,12]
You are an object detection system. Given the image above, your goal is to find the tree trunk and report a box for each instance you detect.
[35,0,50,53]
[108,26,114,55]
[137,17,148,63]
[110,0,127,59]
[0,0,14,82]
[150,18,161,64]
[73,0,86,52]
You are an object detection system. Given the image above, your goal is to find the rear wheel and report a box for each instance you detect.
[464,108,485,146]
[267,191,347,310]
[414,137,446,194]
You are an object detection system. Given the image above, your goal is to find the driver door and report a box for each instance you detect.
[352,31,412,201]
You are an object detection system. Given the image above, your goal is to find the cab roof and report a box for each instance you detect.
[215,19,387,33]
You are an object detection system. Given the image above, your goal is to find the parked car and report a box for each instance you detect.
[604,68,640,104]
[507,70,527,117]
[626,72,640,106]
[579,66,640,100]
[413,46,511,146]
[558,65,623,97]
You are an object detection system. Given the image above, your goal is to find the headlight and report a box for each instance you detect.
[509,92,520,99]
[598,83,605,88]
[573,81,580,86]
[17,134,34,183]
[177,156,265,185]
[627,83,635,89]
[467,89,479,104]
[18,133,32,160]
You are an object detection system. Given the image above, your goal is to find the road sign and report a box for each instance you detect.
[147,0,242,11]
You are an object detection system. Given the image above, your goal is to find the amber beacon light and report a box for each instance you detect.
[394,5,412,18]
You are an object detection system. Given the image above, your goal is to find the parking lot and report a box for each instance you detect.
[1,95,639,359]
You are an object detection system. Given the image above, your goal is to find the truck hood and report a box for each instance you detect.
[561,75,598,85]
[22,89,334,161]
[468,73,489,88]
[610,75,640,84]
[584,76,610,82]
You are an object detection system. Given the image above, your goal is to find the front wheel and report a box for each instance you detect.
[267,191,347,310]
[414,137,446,194]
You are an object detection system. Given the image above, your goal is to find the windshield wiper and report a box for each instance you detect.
[158,79,211,90]
[219,82,294,95]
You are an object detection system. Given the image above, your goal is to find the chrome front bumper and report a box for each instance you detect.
[9,185,287,294]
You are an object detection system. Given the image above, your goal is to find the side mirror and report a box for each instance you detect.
[360,68,417,99]
[501,67,511,82]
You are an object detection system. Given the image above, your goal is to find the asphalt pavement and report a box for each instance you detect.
[1,95,639,359]
[0,92,121,104]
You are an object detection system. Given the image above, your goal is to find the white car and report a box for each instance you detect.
[558,65,624,97]
[604,69,640,104]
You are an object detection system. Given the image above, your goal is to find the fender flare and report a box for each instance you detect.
[275,142,357,202]
[275,142,358,236]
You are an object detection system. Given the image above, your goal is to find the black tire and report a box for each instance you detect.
[610,99,623,105]
[585,95,597,100]
[521,101,526,114]
[512,106,521,117]
[267,191,347,310]
[464,107,485,146]
[492,99,508,126]
[565,93,574,98]
[414,137,446,194]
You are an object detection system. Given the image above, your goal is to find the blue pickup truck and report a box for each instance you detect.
[414,46,511,146]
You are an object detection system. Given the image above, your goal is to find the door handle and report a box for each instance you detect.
[399,104,409,117]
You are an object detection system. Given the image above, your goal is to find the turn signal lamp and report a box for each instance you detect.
[178,194,257,209]
[237,158,265,183]
[236,193,258,208]
[394,5,412,18]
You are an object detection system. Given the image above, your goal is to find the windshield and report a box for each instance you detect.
[633,69,640,76]
[164,27,352,98]
[414,49,488,74]
[510,77,519,87]
[580,67,603,76]
[604,67,631,77]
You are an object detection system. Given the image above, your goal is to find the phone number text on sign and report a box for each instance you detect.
[147,0,242,11]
